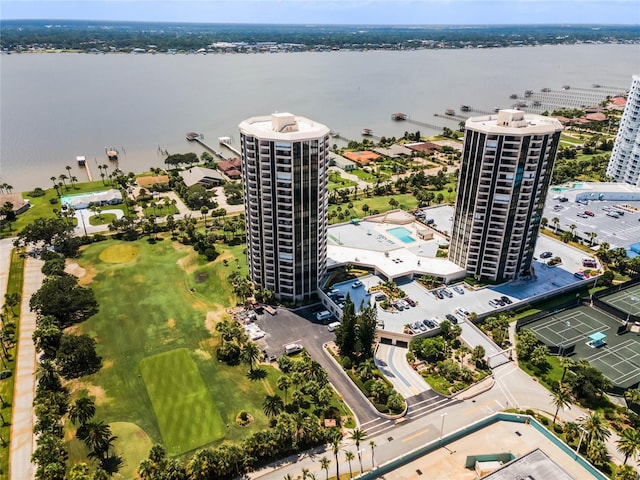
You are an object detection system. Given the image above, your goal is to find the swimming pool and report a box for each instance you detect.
[387,227,415,243]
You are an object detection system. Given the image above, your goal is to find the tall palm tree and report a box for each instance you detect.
[552,216,560,233]
[589,231,598,246]
[559,357,575,381]
[569,223,577,240]
[616,428,640,465]
[277,375,292,404]
[350,428,367,473]
[580,411,610,447]
[69,397,96,425]
[240,341,261,372]
[587,439,609,466]
[319,456,331,480]
[331,436,341,480]
[262,394,284,419]
[550,383,572,424]
[344,450,355,478]
[76,420,113,454]
[58,173,68,189]
[369,440,377,469]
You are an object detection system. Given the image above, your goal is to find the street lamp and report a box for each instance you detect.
[559,321,570,357]
[575,425,587,459]
[440,412,448,446]
[626,296,639,324]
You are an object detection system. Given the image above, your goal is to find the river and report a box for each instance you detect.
[0,43,637,192]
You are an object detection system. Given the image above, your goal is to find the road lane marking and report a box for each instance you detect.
[463,401,494,415]
[402,428,430,442]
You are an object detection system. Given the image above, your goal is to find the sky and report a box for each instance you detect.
[1,0,639,25]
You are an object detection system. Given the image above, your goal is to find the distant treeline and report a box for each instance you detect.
[1,21,639,52]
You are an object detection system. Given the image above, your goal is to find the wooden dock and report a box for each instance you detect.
[434,112,469,123]
[84,162,93,182]
[219,137,241,157]
[403,117,446,132]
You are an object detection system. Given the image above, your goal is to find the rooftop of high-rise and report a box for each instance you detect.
[239,112,330,140]
[465,109,563,134]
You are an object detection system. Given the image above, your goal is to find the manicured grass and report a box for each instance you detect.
[328,194,419,222]
[0,249,24,479]
[111,422,153,479]
[139,349,225,455]
[328,173,357,191]
[348,169,389,183]
[142,204,179,218]
[88,213,116,226]
[69,238,268,465]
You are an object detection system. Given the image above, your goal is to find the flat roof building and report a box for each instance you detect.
[450,109,562,283]
[239,113,330,302]
[607,74,640,187]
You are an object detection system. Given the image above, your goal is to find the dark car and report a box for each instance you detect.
[501,296,512,305]
[540,251,553,259]
[434,290,443,299]
[0,370,12,380]
[405,297,416,307]
[423,319,436,328]
[445,314,458,324]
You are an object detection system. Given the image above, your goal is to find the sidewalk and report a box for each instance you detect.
[9,257,43,480]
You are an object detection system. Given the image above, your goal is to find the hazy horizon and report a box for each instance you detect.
[2,0,639,25]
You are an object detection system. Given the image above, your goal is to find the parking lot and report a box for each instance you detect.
[542,197,640,251]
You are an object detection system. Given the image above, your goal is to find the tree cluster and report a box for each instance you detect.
[334,295,377,361]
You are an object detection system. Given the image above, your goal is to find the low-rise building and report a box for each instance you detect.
[179,166,224,188]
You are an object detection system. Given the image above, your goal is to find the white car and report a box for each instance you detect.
[455,307,470,318]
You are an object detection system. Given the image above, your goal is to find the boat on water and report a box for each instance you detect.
[105,147,118,161]
[445,108,455,116]
[460,105,471,112]
[391,112,407,121]
[361,128,373,136]
[76,156,86,166]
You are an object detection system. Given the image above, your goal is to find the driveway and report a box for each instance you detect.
[374,344,430,398]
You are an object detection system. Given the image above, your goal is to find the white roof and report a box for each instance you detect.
[466,110,563,135]
[239,113,330,141]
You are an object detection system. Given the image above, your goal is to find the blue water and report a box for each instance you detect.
[387,227,416,244]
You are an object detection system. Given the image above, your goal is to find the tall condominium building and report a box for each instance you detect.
[449,110,562,283]
[239,113,330,302]
[607,75,640,187]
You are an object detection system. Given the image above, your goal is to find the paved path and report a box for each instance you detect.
[0,238,14,310]
[374,344,430,398]
[9,257,43,480]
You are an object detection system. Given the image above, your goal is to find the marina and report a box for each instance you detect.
[186,132,227,160]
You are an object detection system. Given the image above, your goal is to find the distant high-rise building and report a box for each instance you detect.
[449,109,562,283]
[239,113,330,302]
[607,74,640,187]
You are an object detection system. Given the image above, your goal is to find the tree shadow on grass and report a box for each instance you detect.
[246,368,267,380]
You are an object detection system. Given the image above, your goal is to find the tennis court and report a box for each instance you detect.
[599,283,640,317]
[527,305,640,388]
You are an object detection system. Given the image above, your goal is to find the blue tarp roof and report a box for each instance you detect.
[589,332,606,342]
[629,241,640,254]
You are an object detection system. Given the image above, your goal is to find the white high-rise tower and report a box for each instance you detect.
[239,113,330,302]
[607,75,640,187]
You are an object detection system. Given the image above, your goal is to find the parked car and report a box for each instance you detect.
[455,307,470,318]
[398,299,410,309]
[445,314,458,324]
[582,258,597,268]
[584,210,595,217]
[405,297,416,307]
[501,296,513,305]
[352,280,363,288]
[540,251,553,259]
[433,290,444,299]
[606,211,620,218]
[394,301,405,311]
[489,299,500,307]
[423,319,436,329]
[374,293,387,301]
[452,285,465,294]
[577,213,588,218]
[441,289,453,298]
[574,271,587,280]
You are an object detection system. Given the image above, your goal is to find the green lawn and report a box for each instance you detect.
[349,169,390,183]
[328,173,357,191]
[0,250,24,479]
[139,349,225,455]
[88,213,116,226]
[329,194,419,222]
[70,238,271,465]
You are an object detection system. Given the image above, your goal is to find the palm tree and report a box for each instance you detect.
[76,420,113,454]
[624,389,640,406]
[51,176,60,196]
[262,394,284,419]
[569,223,577,240]
[615,464,640,480]
[344,450,355,478]
[552,216,560,233]
[616,428,640,465]
[69,397,96,425]
[369,440,377,469]
[319,456,331,480]
[240,341,261,372]
[58,173,68,189]
[277,375,292,404]
[550,383,572,424]
[331,436,341,480]
[581,411,610,447]
[350,428,367,473]
[589,231,598,246]
[559,357,575,381]
[587,439,609,466]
